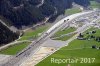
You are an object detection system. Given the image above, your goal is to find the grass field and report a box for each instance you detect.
[54,33,76,41]
[65,8,82,15]
[0,42,30,55]
[52,27,76,41]
[90,1,100,8]
[0,24,50,55]
[36,28,100,66]
[19,25,49,41]
[83,27,100,39]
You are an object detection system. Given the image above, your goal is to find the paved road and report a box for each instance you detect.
[25,18,100,66]
[19,11,100,66]
[19,23,92,66]
[1,10,97,66]
[0,55,12,65]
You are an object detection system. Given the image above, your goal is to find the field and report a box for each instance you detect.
[54,33,76,41]
[0,42,30,55]
[52,27,76,41]
[90,1,100,8]
[65,8,82,15]
[0,24,50,55]
[36,28,100,66]
[19,24,49,41]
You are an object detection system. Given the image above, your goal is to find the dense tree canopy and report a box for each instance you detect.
[0,0,90,28]
[0,22,19,45]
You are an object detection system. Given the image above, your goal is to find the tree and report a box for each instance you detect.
[92,30,96,34]
[79,33,84,38]
[92,45,96,49]
[96,37,100,42]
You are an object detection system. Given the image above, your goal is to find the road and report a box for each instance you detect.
[19,10,100,66]
[20,15,100,66]
[1,10,98,66]
[0,40,31,51]
[23,17,49,32]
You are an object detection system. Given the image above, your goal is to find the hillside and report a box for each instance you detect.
[0,21,19,45]
[0,0,90,45]
[0,0,90,28]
